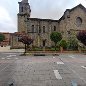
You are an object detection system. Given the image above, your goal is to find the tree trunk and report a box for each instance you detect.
[78,46,81,53]
[24,44,27,54]
[60,46,63,53]
[55,43,57,51]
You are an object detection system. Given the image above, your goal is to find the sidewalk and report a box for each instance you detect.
[0,46,24,53]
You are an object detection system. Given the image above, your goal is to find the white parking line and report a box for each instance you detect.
[15,58,18,60]
[69,55,75,58]
[1,58,5,60]
[53,57,55,58]
[7,58,11,60]
[3,53,16,54]
[7,55,16,57]
[11,55,16,57]
[54,70,62,79]
[81,66,86,69]
[7,55,12,57]
[57,62,64,64]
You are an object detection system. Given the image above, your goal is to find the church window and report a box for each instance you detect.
[67,15,70,18]
[39,27,41,33]
[76,17,82,27]
[43,40,46,47]
[18,36,22,41]
[43,26,45,33]
[67,31,70,34]
[54,26,56,31]
[21,7,23,12]
[32,25,34,33]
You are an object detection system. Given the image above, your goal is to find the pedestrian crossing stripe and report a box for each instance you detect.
[57,62,64,64]
[1,58,18,60]
[7,58,11,59]
[54,70,62,79]
[81,66,86,69]
[15,58,18,59]
[1,58,5,59]
[7,55,16,57]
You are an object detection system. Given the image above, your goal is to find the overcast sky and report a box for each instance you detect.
[0,0,86,33]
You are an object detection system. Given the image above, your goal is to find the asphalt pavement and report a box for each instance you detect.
[0,53,86,86]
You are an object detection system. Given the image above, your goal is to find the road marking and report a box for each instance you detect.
[7,58,11,60]
[81,66,86,69]
[15,58,18,60]
[7,55,12,57]
[1,58,5,60]
[69,55,75,58]
[54,70,62,79]
[57,62,64,64]
[3,53,16,54]
[1,57,18,60]
[66,64,86,83]
[11,55,16,56]
[7,55,16,57]
[53,57,55,58]
[59,55,86,84]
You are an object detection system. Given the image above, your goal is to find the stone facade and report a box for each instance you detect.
[10,32,25,48]
[0,32,11,47]
[11,0,86,48]
[59,6,86,40]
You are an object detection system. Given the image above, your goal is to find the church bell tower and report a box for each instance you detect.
[18,0,31,32]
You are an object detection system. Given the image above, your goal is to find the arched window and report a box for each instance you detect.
[21,7,23,12]
[76,17,82,27]
[32,25,34,33]
[54,26,56,31]
[39,27,41,33]
[43,26,45,33]
[67,31,70,34]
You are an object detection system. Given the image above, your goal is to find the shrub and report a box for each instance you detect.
[59,40,67,50]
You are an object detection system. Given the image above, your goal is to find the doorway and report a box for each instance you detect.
[43,40,46,47]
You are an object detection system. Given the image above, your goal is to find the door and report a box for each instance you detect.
[43,40,46,47]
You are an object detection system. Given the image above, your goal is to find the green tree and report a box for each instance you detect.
[59,40,67,50]
[0,33,5,44]
[67,38,78,50]
[50,32,62,51]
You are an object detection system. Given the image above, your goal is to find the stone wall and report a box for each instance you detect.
[59,6,86,41]
[27,19,58,47]
[0,33,10,46]
[11,4,86,48]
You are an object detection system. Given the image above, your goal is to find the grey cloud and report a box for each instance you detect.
[0,0,85,32]
[30,0,78,19]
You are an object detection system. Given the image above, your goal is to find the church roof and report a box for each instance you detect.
[59,4,86,22]
[70,4,86,12]
[27,18,58,22]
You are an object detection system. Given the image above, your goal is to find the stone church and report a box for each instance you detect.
[11,0,86,48]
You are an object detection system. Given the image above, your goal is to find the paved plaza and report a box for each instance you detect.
[0,52,86,86]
